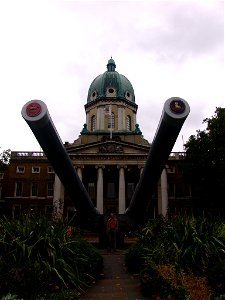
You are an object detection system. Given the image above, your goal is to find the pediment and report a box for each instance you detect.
[66,140,150,156]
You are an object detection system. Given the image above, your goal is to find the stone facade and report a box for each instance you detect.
[0,59,192,219]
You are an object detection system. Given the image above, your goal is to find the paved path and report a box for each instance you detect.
[81,249,148,300]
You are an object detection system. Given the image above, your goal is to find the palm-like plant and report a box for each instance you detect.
[0,216,103,299]
[125,215,225,297]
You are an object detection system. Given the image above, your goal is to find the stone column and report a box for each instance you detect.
[96,166,104,214]
[97,107,100,130]
[138,165,144,177]
[118,166,126,214]
[118,107,122,130]
[118,106,125,130]
[157,168,168,218]
[86,113,89,129]
[97,107,104,130]
[53,174,64,222]
[133,113,136,129]
[76,167,82,181]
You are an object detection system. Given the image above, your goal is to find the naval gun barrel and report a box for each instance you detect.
[125,97,190,224]
[21,100,99,217]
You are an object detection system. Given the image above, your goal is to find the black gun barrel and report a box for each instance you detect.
[21,100,99,217]
[125,97,190,223]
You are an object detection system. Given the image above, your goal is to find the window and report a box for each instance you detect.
[15,182,23,197]
[91,115,96,131]
[126,115,131,131]
[47,166,54,173]
[32,166,40,173]
[88,182,95,199]
[108,112,115,129]
[107,182,115,198]
[91,90,97,101]
[45,205,53,216]
[31,183,38,197]
[185,184,192,198]
[16,166,25,173]
[125,90,132,101]
[12,204,21,219]
[47,182,54,197]
[127,183,135,199]
[106,88,116,97]
[168,183,175,198]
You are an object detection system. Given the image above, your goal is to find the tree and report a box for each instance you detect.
[184,107,225,209]
[0,149,11,171]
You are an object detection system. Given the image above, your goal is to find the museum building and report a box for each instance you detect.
[0,58,191,218]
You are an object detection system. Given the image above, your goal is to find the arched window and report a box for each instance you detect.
[108,112,115,129]
[91,115,96,131]
[126,115,131,131]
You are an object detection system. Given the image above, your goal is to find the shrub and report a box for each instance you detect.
[0,216,103,299]
[140,264,189,299]
[125,215,225,297]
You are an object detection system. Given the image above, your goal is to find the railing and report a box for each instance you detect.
[11,151,46,158]
[11,151,187,160]
[169,152,186,159]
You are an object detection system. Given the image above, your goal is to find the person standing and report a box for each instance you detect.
[107,213,118,252]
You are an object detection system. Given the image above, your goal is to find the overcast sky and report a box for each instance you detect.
[0,1,224,153]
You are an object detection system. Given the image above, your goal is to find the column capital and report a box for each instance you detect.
[117,165,127,169]
[138,165,145,169]
[74,165,84,169]
[95,165,105,169]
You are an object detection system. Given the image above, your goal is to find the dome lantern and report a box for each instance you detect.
[107,57,116,72]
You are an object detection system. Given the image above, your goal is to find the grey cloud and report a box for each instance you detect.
[58,1,223,65]
[85,2,223,64]
[131,3,223,63]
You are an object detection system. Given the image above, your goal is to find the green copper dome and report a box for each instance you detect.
[87,58,135,103]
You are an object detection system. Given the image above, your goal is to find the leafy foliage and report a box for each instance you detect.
[0,216,103,299]
[0,149,11,173]
[0,294,21,300]
[184,107,225,209]
[125,216,225,298]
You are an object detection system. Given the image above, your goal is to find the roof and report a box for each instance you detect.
[87,58,135,103]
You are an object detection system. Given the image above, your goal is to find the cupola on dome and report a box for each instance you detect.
[87,58,135,103]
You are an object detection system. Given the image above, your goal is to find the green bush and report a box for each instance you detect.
[140,264,188,299]
[0,216,103,299]
[125,215,225,298]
